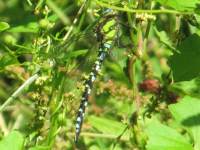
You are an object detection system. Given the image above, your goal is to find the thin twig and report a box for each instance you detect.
[0,73,39,112]
[46,0,70,25]
[63,0,88,41]
[67,132,129,141]
[95,0,192,15]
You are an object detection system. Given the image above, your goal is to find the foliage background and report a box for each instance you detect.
[0,0,200,150]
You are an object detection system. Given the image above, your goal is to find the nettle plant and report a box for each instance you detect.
[0,0,200,150]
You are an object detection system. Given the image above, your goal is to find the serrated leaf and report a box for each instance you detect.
[0,131,24,150]
[169,77,200,98]
[88,116,128,139]
[146,121,193,150]
[169,96,200,150]
[0,22,10,32]
[168,34,200,81]
[155,0,200,11]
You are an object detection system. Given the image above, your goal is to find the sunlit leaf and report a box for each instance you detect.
[0,22,10,32]
[0,131,24,150]
[146,121,193,150]
[88,115,129,139]
[8,22,39,33]
[155,0,200,11]
[169,77,200,98]
[169,96,200,150]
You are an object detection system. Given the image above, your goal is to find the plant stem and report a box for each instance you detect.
[63,0,88,41]
[126,2,137,99]
[143,1,153,53]
[67,132,129,141]
[46,73,66,146]
[0,73,39,112]
[46,0,70,25]
[95,0,192,15]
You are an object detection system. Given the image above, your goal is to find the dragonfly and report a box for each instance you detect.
[74,8,119,143]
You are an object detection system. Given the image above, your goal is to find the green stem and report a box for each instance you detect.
[63,0,89,41]
[95,0,192,15]
[67,132,129,141]
[126,2,137,100]
[46,0,70,25]
[143,1,153,52]
[46,73,66,146]
[0,73,39,112]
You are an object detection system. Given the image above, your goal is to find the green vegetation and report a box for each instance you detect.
[0,0,200,149]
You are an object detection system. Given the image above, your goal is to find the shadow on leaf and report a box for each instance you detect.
[181,113,200,127]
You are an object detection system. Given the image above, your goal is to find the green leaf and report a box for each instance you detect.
[65,49,88,59]
[0,53,19,70]
[169,96,200,150]
[0,22,10,32]
[146,121,193,150]
[154,27,175,51]
[8,22,39,33]
[113,100,135,117]
[88,116,128,139]
[57,49,88,64]
[168,34,200,81]
[169,77,200,98]
[155,0,200,11]
[105,61,129,84]
[0,131,24,150]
